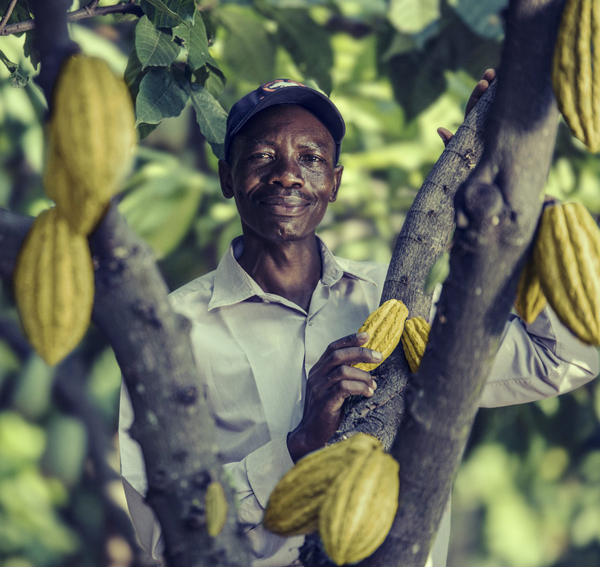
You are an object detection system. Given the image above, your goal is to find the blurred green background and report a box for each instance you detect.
[1,0,600,566]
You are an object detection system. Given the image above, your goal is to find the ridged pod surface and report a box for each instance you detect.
[205,481,228,537]
[264,433,381,536]
[319,443,400,565]
[552,0,600,152]
[534,202,600,344]
[514,258,547,324]
[13,208,94,365]
[48,54,136,210]
[401,316,431,373]
[44,140,110,235]
[353,299,409,372]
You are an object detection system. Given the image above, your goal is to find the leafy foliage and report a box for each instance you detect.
[1,0,600,565]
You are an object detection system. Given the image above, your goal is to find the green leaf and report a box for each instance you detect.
[124,49,145,101]
[270,8,333,94]
[141,0,195,26]
[218,5,276,84]
[135,67,190,125]
[11,356,54,421]
[135,15,181,70]
[119,164,205,259]
[388,0,441,35]
[448,0,507,39]
[189,83,227,160]
[23,30,39,69]
[194,62,227,98]
[424,252,450,294]
[384,12,501,121]
[174,17,211,71]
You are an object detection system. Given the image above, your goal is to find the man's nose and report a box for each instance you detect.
[266,155,304,188]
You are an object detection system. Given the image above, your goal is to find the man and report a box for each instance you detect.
[119,76,600,566]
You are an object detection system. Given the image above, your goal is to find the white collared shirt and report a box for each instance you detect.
[119,235,599,566]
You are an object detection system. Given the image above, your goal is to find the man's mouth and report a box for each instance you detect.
[258,195,311,214]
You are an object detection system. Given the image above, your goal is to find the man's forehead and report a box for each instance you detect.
[234,105,336,146]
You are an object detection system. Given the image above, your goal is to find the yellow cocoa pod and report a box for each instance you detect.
[319,443,399,566]
[44,139,110,235]
[552,0,600,151]
[13,208,94,365]
[205,481,228,537]
[401,316,431,373]
[353,299,409,372]
[48,54,136,205]
[264,433,381,536]
[514,257,547,324]
[534,202,600,344]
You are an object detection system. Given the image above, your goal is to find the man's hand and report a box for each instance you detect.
[287,332,381,462]
[437,68,496,147]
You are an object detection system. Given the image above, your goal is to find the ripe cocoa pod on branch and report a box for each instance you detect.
[46,54,136,231]
[44,140,110,235]
[264,433,381,536]
[534,202,600,345]
[319,441,400,565]
[514,257,547,325]
[401,316,431,373]
[353,299,409,372]
[13,208,95,365]
[552,0,600,151]
[205,481,228,537]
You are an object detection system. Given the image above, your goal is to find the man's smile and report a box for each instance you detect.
[257,194,312,215]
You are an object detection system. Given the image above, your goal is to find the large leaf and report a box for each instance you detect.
[124,49,145,101]
[270,8,333,94]
[135,67,189,125]
[383,14,501,121]
[217,5,276,84]
[135,15,181,70]
[141,0,195,26]
[189,83,227,160]
[119,163,205,259]
[448,0,508,39]
[388,0,440,35]
[174,17,211,71]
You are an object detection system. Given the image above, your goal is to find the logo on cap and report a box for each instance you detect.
[261,79,307,93]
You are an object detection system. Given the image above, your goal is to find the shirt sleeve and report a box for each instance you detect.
[118,382,303,566]
[479,303,600,407]
[429,284,599,408]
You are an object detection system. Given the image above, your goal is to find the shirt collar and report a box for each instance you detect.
[208,235,377,311]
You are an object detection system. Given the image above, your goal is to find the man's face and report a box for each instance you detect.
[219,105,343,244]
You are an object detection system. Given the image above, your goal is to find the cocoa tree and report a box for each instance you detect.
[0,0,576,566]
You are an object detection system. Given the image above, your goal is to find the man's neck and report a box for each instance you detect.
[236,234,322,312]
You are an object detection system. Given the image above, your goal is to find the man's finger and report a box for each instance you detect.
[465,69,497,118]
[326,364,378,390]
[437,127,453,147]
[324,346,382,373]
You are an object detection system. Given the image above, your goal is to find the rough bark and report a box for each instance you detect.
[299,47,497,567]
[3,2,250,566]
[303,0,565,565]
[0,205,251,567]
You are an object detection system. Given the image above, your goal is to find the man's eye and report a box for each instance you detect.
[302,155,323,163]
[249,152,273,160]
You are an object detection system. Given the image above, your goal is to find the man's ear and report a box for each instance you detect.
[218,160,234,199]
[329,164,344,202]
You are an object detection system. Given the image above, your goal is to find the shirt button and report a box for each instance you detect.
[307,319,314,326]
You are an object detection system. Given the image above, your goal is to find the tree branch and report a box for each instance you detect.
[0,0,19,33]
[0,204,251,567]
[0,2,143,36]
[300,71,497,567]
[369,0,565,565]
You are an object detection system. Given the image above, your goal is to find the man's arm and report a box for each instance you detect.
[479,303,599,407]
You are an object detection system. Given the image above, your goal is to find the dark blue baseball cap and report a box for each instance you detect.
[224,79,346,164]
